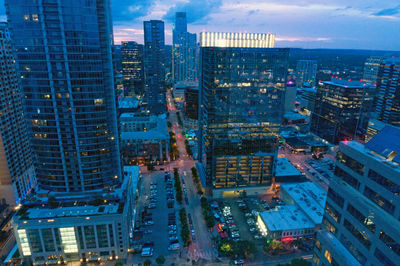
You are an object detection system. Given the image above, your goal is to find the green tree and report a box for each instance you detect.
[155,255,166,265]
[115,261,123,266]
[144,259,152,266]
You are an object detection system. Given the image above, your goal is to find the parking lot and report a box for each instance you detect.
[129,171,182,262]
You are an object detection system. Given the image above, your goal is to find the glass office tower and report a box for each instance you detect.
[6,0,121,192]
[143,20,166,114]
[198,32,288,193]
[0,22,36,205]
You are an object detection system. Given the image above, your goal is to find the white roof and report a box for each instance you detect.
[281,182,327,225]
[259,205,314,232]
[275,158,302,177]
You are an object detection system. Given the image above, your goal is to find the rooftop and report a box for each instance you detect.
[281,182,327,225]
[118,96,140,109]
[322,78,367,88]
[120,113,169,140]
[275,158,302,177]
[364,126,400,165]
[259,205,315,231]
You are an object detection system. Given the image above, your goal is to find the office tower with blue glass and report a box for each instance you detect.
[143,20,166,114]
[0,22,36,206]
[296,60,317,88]
[172,12,197,84]
[311,79,374,144]
[313,126,400,266]
[197,32,287,197]
[5,0,134,264]
[121,41,144,96]
[363,56,384,86]
[375,57,400,127]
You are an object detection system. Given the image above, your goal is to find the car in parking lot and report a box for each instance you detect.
[144,229,153,234]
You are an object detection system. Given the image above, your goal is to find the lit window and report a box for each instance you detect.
[24,15,29,21]
[94,99,104,105]
[32,14,39,21]
[324,249,332,263]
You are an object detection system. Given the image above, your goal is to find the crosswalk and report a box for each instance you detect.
[188,248,216,261]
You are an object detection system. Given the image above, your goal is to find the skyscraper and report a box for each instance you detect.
[121,41,144,95]
[6,0,121,192]
[0,22,36,205]
[362,56,384,86]
[296,60,317,88]
[198,32,287,197]
[172,12,197,84]
[311,79,374,144]
[143,20,166,114]
[313,126,400,266]
[375,57,400,127]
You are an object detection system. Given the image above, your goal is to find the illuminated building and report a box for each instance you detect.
[375,57,400,127]
[13,166,139,265]
[311,79,374,144]
[0,22,36,205]
[199,32,275,48]
[313,127,400,266]
[143,20,166,114]
[296,60,317,88]
[184,86,199,129]
[362,56,384,86]
[6,0,121,192]
[197,32,288,196]
[172,12,197,84]
[121,41,144,95]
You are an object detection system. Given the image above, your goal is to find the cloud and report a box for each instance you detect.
[373,5,400,16]
[111,0,155,22]
[162,0,223,24]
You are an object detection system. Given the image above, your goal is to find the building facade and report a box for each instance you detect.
[375,57,400,127]
[311,79,373,144]
[313,127,400,266]
[143,20,166,114]
[296,60,317,88]
[120,113,169,165]
[6,0,121,192]
[121,41,144,95]
[362,56,384,86]
[0,22,36,205]
[13,166,139,265]
[198,32,288,194]
[172,12,197,84]
[184,86,199,128]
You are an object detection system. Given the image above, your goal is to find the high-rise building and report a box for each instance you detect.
[143,20,166,114]
[296,60,317,88]
[0,22,36,205]
[375,57,400,127]
[198,32,287,197]
[121,41,144,95]
[6,0,121,193]
[5,0,131,263]
[362,56,384,86]
[121,41,143,81]
[313,126,400,266]
[311,79,374,144]
[172,12,197,84]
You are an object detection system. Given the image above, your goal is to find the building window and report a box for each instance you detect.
[379,231,400,256]
[84,226,96,249]
[313,253,320,265]
[324,249,332,263]
[368,169,400,195]
[322,218,336,235]
[325,202,341,222]
[96,225,108,248]
[337,152,364,175]
[340,234,367,265]
[346,204,375,233]
[343,219,371,249]
[27,229,43,253]
[363,186,395,215]
[41,228,55,252]
[315,240,322,252]
[334,167,360,190]
[327,188,344,208]
[374,247,396,266]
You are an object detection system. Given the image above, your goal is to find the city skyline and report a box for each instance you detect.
[2,0,399,50]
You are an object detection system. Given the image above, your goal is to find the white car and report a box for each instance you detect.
[141,247,153,257]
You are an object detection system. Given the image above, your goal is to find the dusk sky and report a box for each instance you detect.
[1,0,400,50]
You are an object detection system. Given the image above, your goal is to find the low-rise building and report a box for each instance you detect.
[13,166,139,265]
[275,158,305,183]
[120,113,169,164]
[257,182,327,241]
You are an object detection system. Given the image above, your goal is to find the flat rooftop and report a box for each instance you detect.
[322,78,366,88]
[118,96,139,109]
[259,205,315,232]
[27,204,120,219]
[121,114,169,140]
[276,158,302,177]
[281,182,327,225]
[364,126,400,165]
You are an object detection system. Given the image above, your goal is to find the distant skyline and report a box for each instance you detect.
[1,0,400,50]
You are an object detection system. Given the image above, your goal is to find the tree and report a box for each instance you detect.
[147,163,154,171]
[156,255,166,265]
[264,239,284,255]
[144,259,152,266]
[115,261,123,266]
